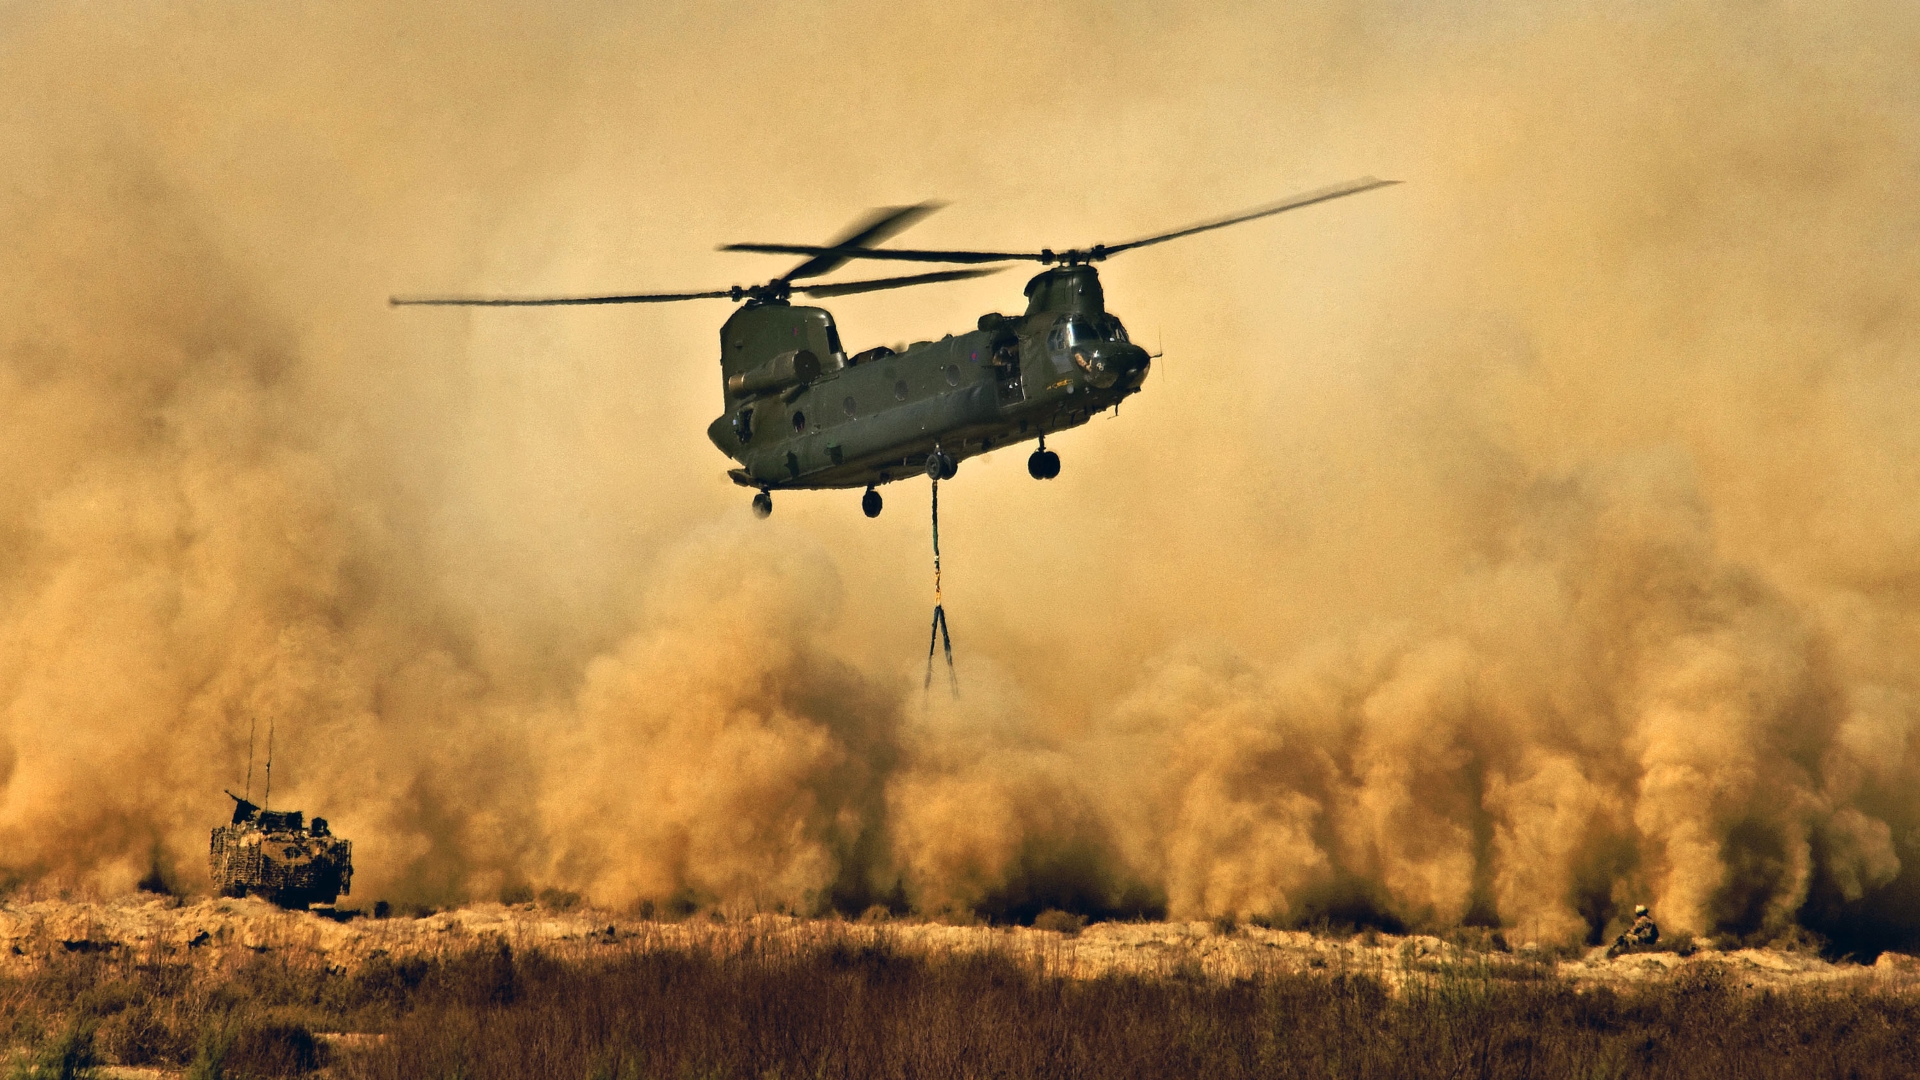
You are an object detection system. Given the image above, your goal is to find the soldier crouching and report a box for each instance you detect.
[1606,905,1660,958]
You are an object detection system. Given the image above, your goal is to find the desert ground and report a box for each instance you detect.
[3,895,1913,992]
[2,896,1916,1079]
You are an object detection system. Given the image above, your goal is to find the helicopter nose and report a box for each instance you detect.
[1113,343,1151,388]
[1073,343,1151,390]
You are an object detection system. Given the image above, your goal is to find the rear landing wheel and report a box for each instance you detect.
[1028,449,1060,480]
[862,488,882,518]
[752,491,772,518]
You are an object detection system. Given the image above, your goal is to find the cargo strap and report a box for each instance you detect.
[925,476,959,699]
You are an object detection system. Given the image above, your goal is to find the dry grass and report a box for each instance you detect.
[344,938,1920,1080]
[0,905,1915,1078]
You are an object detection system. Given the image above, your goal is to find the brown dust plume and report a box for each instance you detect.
[1,0,1918,951]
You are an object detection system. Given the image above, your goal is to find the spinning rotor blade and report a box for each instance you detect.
[782,202,942,282]
[796,267,1001,298]
[726,242,1026,266]
[391,203,954,307]
[723,177,1400,267]
[390,289,734,306]
[1099,177,1400,255]
[388,264,995,309]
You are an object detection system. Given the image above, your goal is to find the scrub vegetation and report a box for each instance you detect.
[0,922,1914,1080]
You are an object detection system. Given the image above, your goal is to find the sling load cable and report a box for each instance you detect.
[243,716,257,804]
[263,717,274,812]
[925,472,959,699]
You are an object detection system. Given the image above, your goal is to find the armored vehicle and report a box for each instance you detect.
[210,791,353,909]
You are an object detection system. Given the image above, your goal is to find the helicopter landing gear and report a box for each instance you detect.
[926,448,958,481]
[862,487,882,518]
[1028,438,1060,480]
[752,491,772,518]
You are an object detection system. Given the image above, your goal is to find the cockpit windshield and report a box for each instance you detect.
[1048,316,1090,352]
[1048,315,1129,351]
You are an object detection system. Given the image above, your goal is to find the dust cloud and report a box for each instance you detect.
[1,0,1918,950]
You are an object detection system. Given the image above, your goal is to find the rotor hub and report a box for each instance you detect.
[733,280,795,306]
[1041,246,1109,266]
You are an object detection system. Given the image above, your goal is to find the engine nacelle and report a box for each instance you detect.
[726,348,820,398]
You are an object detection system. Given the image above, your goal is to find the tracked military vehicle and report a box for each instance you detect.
[210,792,353,909]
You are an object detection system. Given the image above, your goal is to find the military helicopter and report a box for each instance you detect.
[393,177,1397,518]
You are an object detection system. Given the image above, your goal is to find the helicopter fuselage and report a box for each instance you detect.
[393,177,1396,512]
[707,265,1150,490]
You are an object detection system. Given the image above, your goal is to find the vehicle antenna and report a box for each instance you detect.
[263,717,274,812]
[924,472,959,699]
[244,716,257,803]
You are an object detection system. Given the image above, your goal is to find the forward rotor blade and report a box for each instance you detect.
[727,242,1034,265]
[1098,176,1401,256]
[796,267,1003,298]
[783,202,943,282]
[390,289,735,306]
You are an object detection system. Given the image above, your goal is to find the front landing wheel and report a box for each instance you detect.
[752,491,773,518]
[1028,448,1060,480]
[862,488,882,518]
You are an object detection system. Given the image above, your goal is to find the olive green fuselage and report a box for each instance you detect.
[706,265,1151,490]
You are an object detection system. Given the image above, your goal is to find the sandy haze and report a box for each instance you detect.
[1,0,1918,952]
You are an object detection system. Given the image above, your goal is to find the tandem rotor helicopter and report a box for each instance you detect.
[393,177,1398,519]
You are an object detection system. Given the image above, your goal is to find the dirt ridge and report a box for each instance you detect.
[2,897,1913,994]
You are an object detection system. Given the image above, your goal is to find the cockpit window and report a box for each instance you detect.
[1048,316,1097,352]
[1049,315,1129,351]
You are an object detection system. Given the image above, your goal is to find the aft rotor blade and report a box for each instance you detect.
[796,267,1003,298]
[727,242,1034,265]
[1098,176,1401,256]
[724,177,1400,267]
[783,202,943,282]
[389,289,735,306]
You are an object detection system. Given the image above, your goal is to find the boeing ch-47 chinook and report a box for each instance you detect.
[393,178,1397,518]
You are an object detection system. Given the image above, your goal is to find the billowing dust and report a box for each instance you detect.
[2,0,1918,952]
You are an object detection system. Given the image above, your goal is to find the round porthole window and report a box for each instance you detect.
[792,411,806,433]
[945,364,961,386]
[843,396,857,417]
[894,379,909,401]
